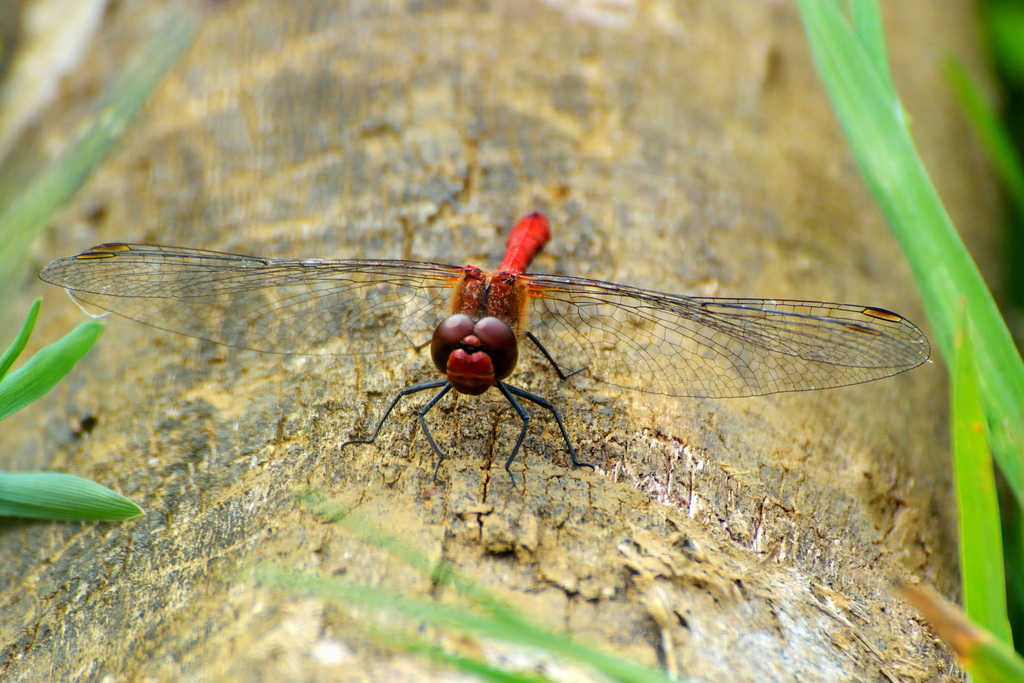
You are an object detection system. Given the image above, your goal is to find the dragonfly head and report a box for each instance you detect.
[431,314,518,395]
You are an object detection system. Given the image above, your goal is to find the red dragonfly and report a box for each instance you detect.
[40,213,930,481]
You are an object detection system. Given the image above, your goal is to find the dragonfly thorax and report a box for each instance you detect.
[431,314,519,395]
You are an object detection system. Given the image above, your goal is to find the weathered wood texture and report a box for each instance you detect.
[3,1,995,680]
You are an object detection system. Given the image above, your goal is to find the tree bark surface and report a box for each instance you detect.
[2,1,995,680]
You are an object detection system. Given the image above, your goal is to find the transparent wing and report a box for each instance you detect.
[39,244,464,355]
[523,273,930,398]
[40,244,930,398]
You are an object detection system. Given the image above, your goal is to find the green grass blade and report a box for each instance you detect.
[972,637,1024,683]
[297,491,526,627]
[382,634,553,682]
[253,566,671,683]
[0,320,103,421]
[0,472,142,520]
[288,496,675,682]
[0,14,198,298]
[847,0,896,100]
[952,311,1013,646]
[797,0,1024,504]
[0,299,39,382]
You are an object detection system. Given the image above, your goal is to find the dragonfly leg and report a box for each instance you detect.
[525,331,586,381]
[342,379,449,450]
[495,383,531,487]
[417,383,453,479]
[500,383,596,475]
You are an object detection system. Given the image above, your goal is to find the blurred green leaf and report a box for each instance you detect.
[986,1,1024,87]
[944,56,1024,216]
[255,495,674,683]
[0,14,198,300]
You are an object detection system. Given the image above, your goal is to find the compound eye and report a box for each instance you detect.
[431,314,476,373]
[474,317,518,381]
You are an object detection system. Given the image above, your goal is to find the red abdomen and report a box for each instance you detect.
[497,212,551,274]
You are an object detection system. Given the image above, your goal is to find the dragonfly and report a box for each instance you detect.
[39,212,931,482]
